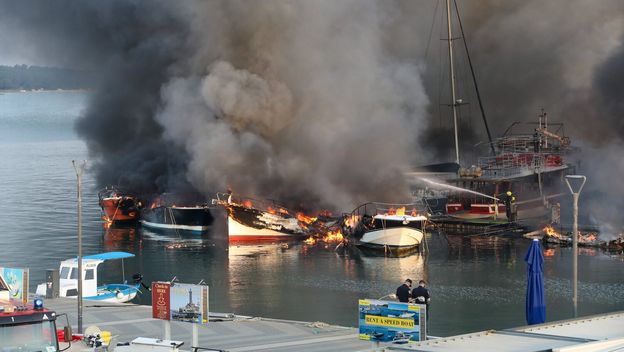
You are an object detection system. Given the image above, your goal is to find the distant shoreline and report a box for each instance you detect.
[0,88,91,93]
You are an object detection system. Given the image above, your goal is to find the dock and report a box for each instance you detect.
[45,297,374,351]
[45,298,624,351]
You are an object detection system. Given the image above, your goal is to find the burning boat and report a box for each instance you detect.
[98,186,141,224]
[405,0,575,229]
[542,225,604,247]
[213,192,311,241]
[432,114,574,228]
[140,194,214,234]
[542,225,571,245]
[347,202,428,255]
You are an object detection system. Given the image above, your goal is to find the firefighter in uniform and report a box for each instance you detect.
[505,191,513,221]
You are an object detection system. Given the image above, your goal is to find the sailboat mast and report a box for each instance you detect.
[446,0,460,165]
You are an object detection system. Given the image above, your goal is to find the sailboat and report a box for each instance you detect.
[410,0,573,227]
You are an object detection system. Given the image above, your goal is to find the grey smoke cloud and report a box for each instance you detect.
[155,1,428,210]
[2,0,624,220]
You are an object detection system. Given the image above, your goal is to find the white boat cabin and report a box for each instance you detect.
[37,252,134,298]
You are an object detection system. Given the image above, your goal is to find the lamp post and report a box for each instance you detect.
[72,160,86,334]
[564,175,586,318]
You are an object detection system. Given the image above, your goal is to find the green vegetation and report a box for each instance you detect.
[0,65,95,90]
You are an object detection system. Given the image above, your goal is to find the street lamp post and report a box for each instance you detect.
[72,160,86,334]
[564,175,586,318]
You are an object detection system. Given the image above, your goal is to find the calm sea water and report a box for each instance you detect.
[1,91,624,337]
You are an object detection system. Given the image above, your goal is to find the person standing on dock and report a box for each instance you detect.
[411,280,430,320]
[396,279,412,303]
[505,191,514,221]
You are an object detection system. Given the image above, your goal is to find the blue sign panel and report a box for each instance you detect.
[358,299,426,342]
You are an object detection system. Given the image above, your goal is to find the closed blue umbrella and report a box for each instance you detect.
[525,239,546,324]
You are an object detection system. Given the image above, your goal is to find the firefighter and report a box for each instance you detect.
[505,191,513,221]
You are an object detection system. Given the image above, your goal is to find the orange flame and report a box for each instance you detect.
[579,232,598,243]
[544,225,563,239]
[278,207,289,215]
[242,200,253,208]
[344,214,361,228]
[296,212,317,225]
[267,206,276,215]
[304,237,316,245]
[323,229,344,243]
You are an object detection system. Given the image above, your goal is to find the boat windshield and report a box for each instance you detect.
[0,320,58,352]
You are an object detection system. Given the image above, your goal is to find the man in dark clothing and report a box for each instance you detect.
[411,280,430,319]
[396,279,412,303]
[504,191,513,221]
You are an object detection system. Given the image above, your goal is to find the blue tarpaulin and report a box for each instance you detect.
[525,239,546,325]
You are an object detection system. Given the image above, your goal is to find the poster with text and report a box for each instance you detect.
[169,283,208,324]
[151,282,171,320]
[358,299,426,342]
[0,267,29,303]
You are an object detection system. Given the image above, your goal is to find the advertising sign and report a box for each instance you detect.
[0,267,29,303]
[169,283,209,324]
[152,282,171,320]
[358,299,426,342]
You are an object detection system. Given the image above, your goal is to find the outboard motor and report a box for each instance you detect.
[133,273,151,291]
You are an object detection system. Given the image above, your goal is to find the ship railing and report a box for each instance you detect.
[477,151,566,178]
[347,201,427,218]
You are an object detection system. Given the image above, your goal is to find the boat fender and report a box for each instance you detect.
[116,290,123,299]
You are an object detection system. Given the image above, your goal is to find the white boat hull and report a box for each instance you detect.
[359,227,424,248]
[140,219,209,232]
[228,217,302,240]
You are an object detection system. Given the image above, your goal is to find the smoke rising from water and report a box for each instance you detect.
[3,0,624,220]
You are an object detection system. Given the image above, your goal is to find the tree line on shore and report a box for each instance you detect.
[0,64,95,90]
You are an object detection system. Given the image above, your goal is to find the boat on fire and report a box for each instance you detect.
[35,251,143,303]
[98,186,142,224]
[140,194,214,234]
[347,202,428,254]
[213,192,311,241]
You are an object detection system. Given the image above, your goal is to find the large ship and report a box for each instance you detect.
[442,115,574,225]
[407,1,575,228]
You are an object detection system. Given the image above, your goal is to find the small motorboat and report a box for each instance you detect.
[349,203,428,255]
[36,251,143,303]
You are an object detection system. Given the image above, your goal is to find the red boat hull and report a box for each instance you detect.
[100,197,139,222]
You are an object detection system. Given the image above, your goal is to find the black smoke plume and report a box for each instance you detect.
[3,0,624,222]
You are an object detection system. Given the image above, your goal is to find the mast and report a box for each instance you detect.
[446,0,460,165]
[453,0,495,155]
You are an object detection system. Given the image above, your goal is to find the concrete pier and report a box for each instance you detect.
[46,297,624,351]
[45,298,374,351]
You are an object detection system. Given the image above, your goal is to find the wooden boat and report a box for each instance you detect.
[213,192,309,241]
[98,186,141,223]
[140,194,214,234]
